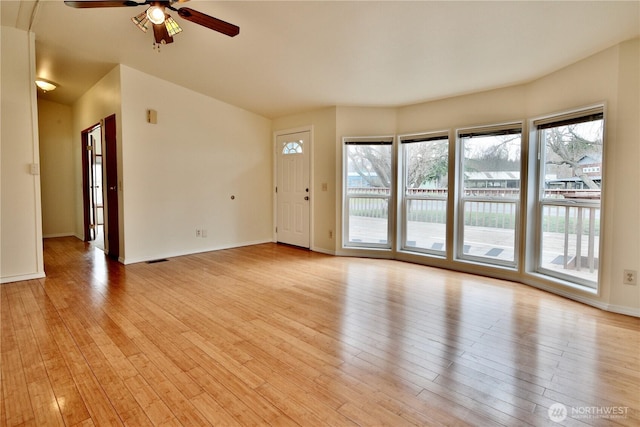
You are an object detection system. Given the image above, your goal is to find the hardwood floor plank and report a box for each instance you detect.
[188,393,241,426]
[257,372,357,426]
[1,348,35,426]
[8,287,64,427]
[1,237,638,426]
[126,353,211,426]
[314,373,457,427]
[254,382,327,426]
[123,374,181,426]
[186,366,268,426]
[37,314,123,425]
[1,286,36,426]
[337,400,414,426]
[234,337,303,377]
[127,333,205,400]
[85,326,139,380]
[181,331,265,389]
[78,342,154,426]
[25,380,65,427]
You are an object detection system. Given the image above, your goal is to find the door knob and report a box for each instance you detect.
[304,196,309,200]
[109,186,117,191]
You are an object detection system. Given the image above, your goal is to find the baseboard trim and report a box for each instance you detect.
[43,232,77,239]
[311,246,336,256]
[602,303,640,318]
[121,239,273,265]
[1,272,46,284]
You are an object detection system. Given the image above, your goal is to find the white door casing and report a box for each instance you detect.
[276,131,310,248]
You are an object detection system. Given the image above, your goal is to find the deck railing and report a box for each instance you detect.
[347,187,600,274]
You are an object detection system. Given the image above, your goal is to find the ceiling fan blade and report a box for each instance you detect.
[152,22,174,44]
[64,1,142,8]
[177,7,239,37]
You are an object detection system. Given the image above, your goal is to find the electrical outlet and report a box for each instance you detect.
[328,230,333,239]
[196,229,201,238]
[623,270,637,285]
[202,229,207,238]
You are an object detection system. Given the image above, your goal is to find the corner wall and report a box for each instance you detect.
[0,27,44,283]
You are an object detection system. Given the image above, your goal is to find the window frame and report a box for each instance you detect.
[531,106,605,291]
[398,131,449,257]
[455,122,524,269]
[342,136,395,250]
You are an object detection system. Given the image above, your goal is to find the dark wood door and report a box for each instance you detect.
[104,114,119,260]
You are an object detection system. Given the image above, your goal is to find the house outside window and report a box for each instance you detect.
[533,107,604,290]
[399,133,449,255]
[343,137,394,248]
[456,124,523,267]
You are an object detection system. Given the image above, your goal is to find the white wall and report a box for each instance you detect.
[38,99,75,238]
[0,27,44,283]
[610,39,640,310]
[119,66,273,264]
[398,85,527,132]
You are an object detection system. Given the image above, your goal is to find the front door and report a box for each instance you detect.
[276,131,310,248]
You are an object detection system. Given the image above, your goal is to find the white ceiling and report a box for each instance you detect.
[3,1,639,118]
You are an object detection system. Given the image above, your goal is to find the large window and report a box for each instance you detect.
[457,125,522,267]
[400,133,449,255]
[534,108,604,289]
[343,137,393,248]
[340,105,604,294]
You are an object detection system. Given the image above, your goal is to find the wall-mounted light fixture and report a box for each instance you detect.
[35,79,57,92]
[147,109,158,124]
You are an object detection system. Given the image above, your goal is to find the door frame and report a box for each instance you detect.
[273,126,314,249]
[80,115,120,261]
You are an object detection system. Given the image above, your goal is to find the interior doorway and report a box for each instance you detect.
[81,114,119,260]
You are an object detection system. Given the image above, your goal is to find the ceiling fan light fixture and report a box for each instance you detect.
[146,5,166,25]
[164,15,182,37]
[35,79,57,92]
[132,11,149,32]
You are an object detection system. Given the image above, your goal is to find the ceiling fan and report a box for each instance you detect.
[64,0,239,46]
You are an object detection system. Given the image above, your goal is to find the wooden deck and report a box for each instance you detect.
[1,237,638,426]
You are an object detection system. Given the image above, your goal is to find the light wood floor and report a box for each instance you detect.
[2,237,639,426]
